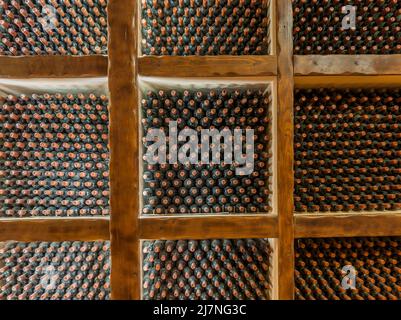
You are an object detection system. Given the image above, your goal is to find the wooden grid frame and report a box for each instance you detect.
[293,75,401,242]
[137,76,278,217]
[1,0,401,300]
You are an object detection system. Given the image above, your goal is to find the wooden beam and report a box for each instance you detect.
[138,56,277,77]
[0,55,108,78]
[295,213,401,239]
[139,215,278,240]
[108,0,140,299]
[295,75,401,89]
[294,55,401,76]
[276,0,295,300]
[269,0,277,56]
[0,218,110,242]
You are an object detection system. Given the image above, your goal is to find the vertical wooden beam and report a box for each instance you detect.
[276,0,295,299]
[0,242,4,290]
[108,0,140,299]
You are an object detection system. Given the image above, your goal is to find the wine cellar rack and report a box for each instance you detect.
[1,0,401,300]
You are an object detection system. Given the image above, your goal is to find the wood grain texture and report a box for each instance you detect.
[295,213,401,238]
[276,0,295,300]
[269,0,277,56]
[108,0,140,300]
[138,56,277,77]
[0,55,108,78]
[139,215,278,240]
[295,75,401,89]
[0,218,110,242]
[294,55,401,76]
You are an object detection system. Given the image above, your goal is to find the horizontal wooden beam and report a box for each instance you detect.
[139,214,278,240]
[0,218,110,242]
[294,75,401,89]
[0,55,108,78]
[295,213,401,239]
[294,55,401,76]
[138,55,277,77]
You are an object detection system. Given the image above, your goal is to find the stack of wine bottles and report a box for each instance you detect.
[294,88,401,213]
[141,87,272,215]
[142,239,272,300]
[0,93,109,217]
[140,0,270,55]
[295,237,401,300]
[0,0,108,55]
[293,0,401,54]
[0,241,110,300]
